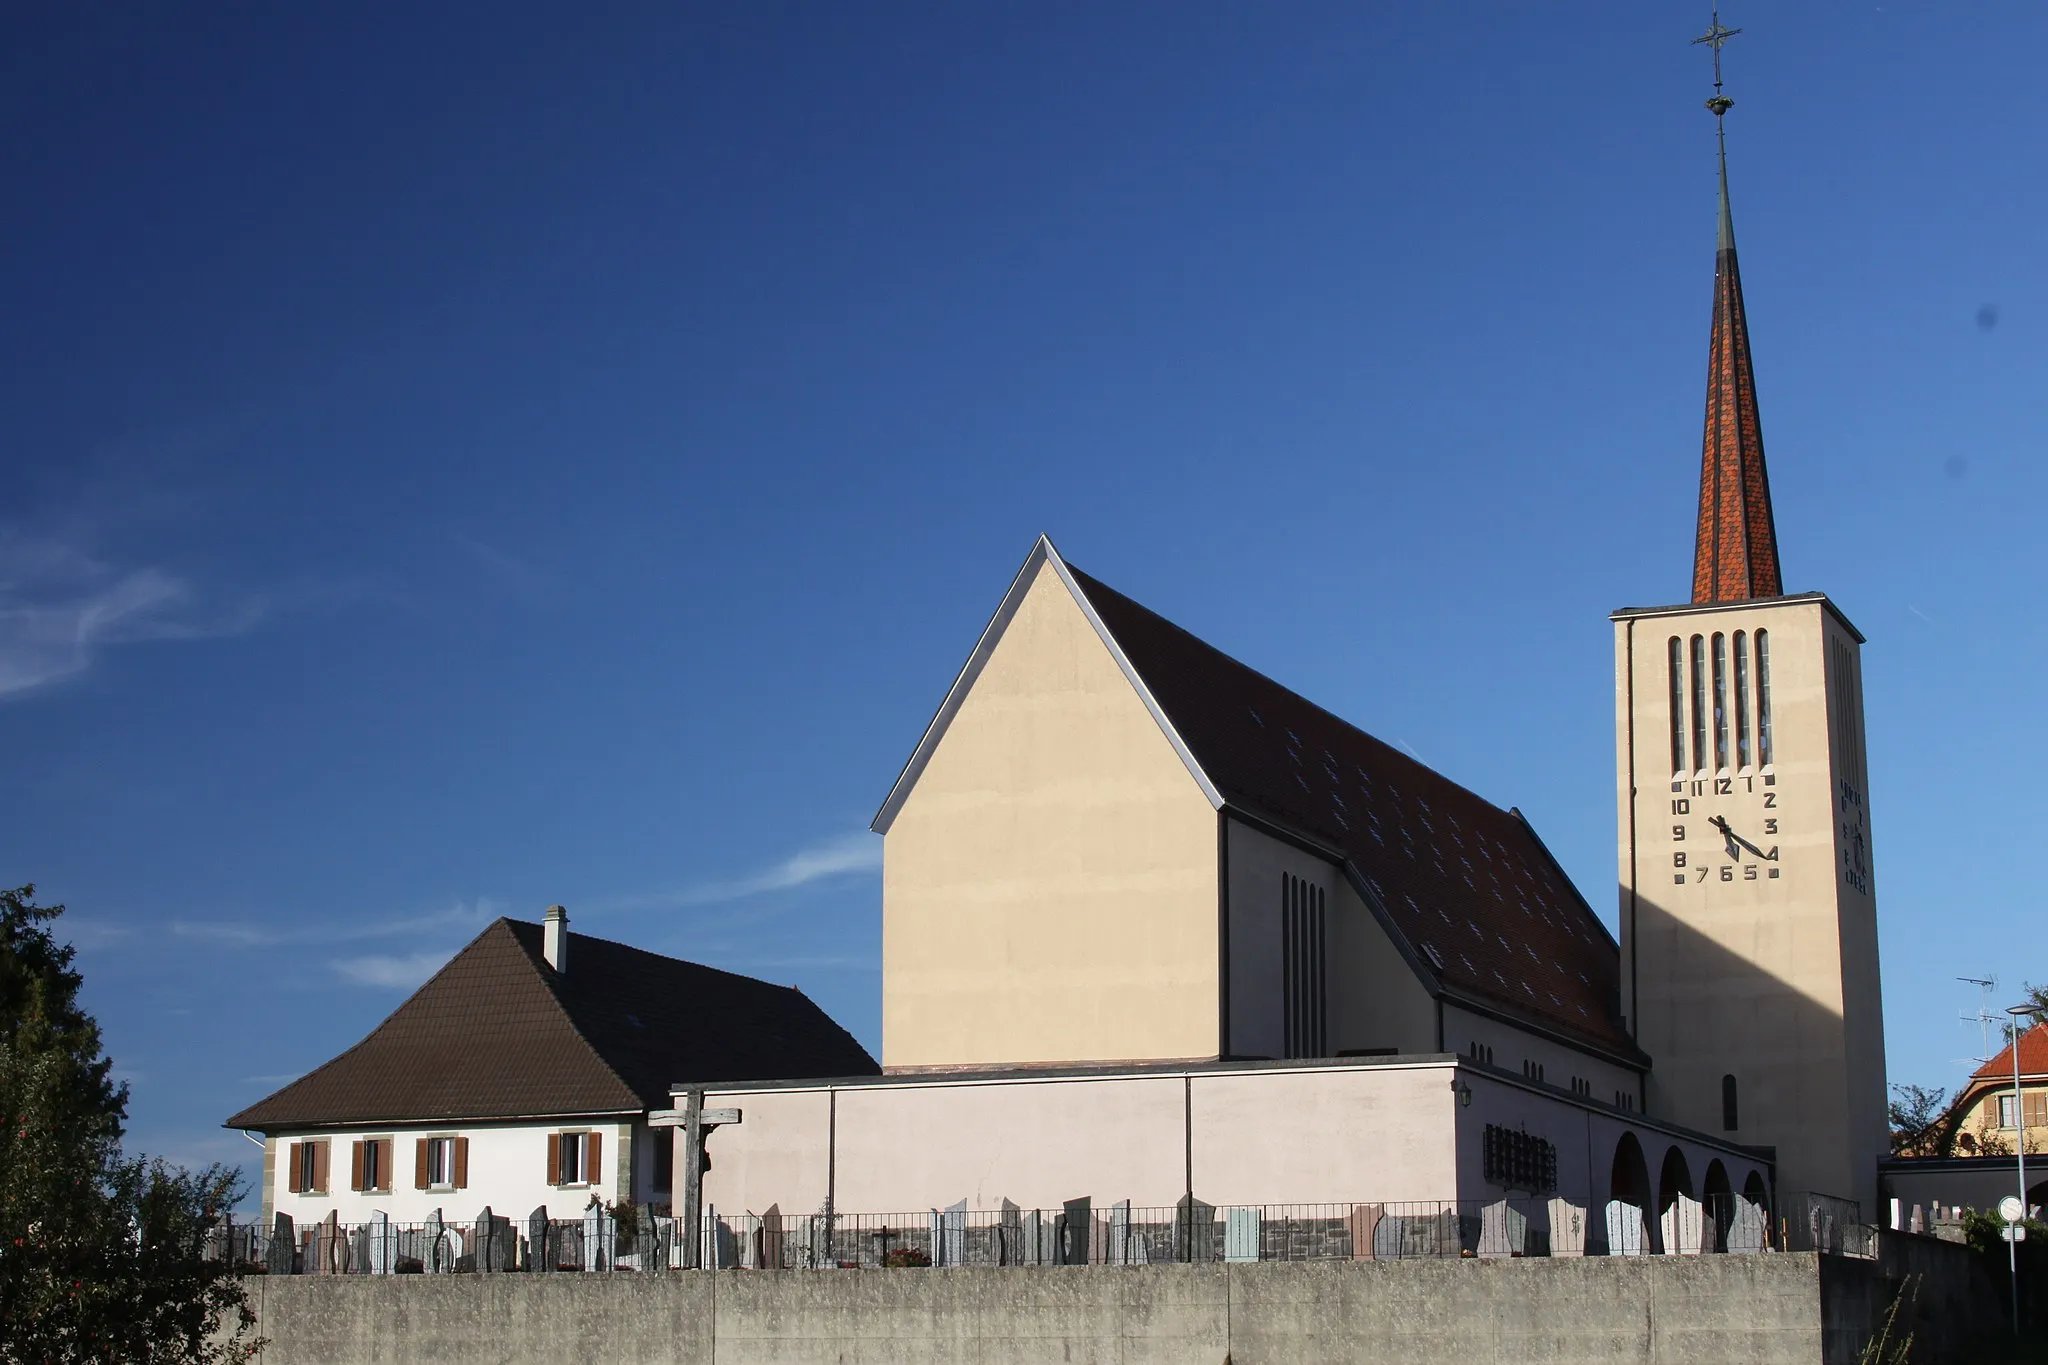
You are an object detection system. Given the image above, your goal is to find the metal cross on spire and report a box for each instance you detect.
[1692,8,1741,118]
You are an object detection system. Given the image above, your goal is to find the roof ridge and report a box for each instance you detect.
[226,917,516,1124]
[506,922,643,1108]
[1063,562,1521,820]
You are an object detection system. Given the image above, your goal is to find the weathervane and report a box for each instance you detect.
[1692,8,1741,120]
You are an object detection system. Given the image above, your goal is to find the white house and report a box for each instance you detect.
[225,906,877,1231]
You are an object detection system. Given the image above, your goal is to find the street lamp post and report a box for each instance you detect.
[2006,1004,2044,1336]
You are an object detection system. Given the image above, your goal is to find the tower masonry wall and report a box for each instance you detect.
[1614,595,1887,1215]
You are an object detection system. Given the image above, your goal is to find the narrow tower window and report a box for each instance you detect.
[1667,637,1685,774]
[1732,631,1751,768]
[1711,633,1729,771]
[1755,629,1773,766]
[1721,1074,1739,1132]
[1690,635,1708,773]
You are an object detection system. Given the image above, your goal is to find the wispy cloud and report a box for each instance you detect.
[599,832,882,913]
[0,542,266,699]
[173,898,504,950]
[452,532,554,603]
[332,951,454,990]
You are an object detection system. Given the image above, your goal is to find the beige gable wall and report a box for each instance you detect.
[882,559,1220,1069]
[1615,596,1888,1213]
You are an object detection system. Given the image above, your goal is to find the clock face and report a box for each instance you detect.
[1666,773,1783,888]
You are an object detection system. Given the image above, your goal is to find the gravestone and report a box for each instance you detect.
[1546,1198,1586,1257]
[1058,1198,1091,1266]
[528,1208,553,1272]
[759,1204,784,1271]
[1605,1200,1645,1256]
[349,1223,370,1275]
[1107,1200,1132,1265]
[1348,1204,1381,1260]
[1663,1194,1704,1255]
[424,1210,451,1273]
[368,1211,396,1274]
[475,1207,514,1272]
[1176,1194,1216,1263]
[999,1200,1023,1266]
[1223,1207,1261,1263]
[655,1215,677,1270]
[1728,1197,1768,1253]
[1478,1200,1517,1258]
[267,1213,297,1275]
[582,1202,608,1272]
[1908,1204,1925,1235]
[938,1199,966,1267]
[1024,1209,1045,1266]
[319,1210,345,1274]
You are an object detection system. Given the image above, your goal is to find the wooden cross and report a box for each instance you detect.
[649,1092,741,1268]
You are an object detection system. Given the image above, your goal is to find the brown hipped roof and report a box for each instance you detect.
[1064,564,1640,1062]
[225,919,878,1131]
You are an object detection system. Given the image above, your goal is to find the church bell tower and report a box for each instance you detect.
[1612,21,1888,1221]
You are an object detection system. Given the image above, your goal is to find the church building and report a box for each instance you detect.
[677,83,1887,1245]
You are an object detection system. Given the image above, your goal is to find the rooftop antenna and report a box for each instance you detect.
[1960,975,1998,1064]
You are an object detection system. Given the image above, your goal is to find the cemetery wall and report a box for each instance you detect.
[232,1246,1978,1365]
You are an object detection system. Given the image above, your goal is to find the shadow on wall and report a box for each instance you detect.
[1624,881,1873,1207]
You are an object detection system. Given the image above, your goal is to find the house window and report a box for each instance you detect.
[416,1135,468,1190]
[1281,873,1326,1059]
[1722,1074,1740,1131]
[351,1137,393,1193]
[286,1138,330,1195]
[550,1130,603,1186]
[1999,1094,2019,1129]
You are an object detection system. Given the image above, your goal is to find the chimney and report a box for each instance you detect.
[543,905,569,973]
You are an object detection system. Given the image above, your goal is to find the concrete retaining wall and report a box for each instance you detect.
[233,1245,1995,1365]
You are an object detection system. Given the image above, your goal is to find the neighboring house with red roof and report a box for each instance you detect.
[225,908,877,1228]
[1945,1021,2048,1158]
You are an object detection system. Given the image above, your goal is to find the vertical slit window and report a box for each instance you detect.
[1733,631,1751,768]
[1667,637,1685,774]
[1722,1074,1739,1131]
[1755,629,1773,766]
[1689,635,1708,773]
[1280,873,1326,1059]
[1711,633,1729,771]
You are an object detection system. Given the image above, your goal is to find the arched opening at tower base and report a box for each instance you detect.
[1606,1132,1653,1255]
[1658,1146,1698,1254]
[1703,1159,1734,1252]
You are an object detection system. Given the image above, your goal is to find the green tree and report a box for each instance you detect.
[0,885,256,1363]
[1888,1083,1953,1157]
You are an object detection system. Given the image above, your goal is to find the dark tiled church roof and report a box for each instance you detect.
[226,919,878,1131]
[1065,565,1639,1062]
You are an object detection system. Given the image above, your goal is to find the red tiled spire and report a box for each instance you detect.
[1691,134,1783,602]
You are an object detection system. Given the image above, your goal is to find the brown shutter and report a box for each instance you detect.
[312,1139,329,1194]
[587,1131,601,1186]
[376,1139,393,1191]
[415,1138,431,1190]
[453,1136,469,1190]
[350,1139,366,1192]
[287,1141,304,1194]
[2026,1091,2048,1128]
[547,1132,562,1186]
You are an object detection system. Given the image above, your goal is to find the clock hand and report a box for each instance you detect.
[1709,815,1777,862]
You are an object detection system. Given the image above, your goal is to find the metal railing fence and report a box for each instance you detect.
[207,1189,1827,1275]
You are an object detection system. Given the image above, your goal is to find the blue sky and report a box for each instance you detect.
[4,3,2043,1187]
